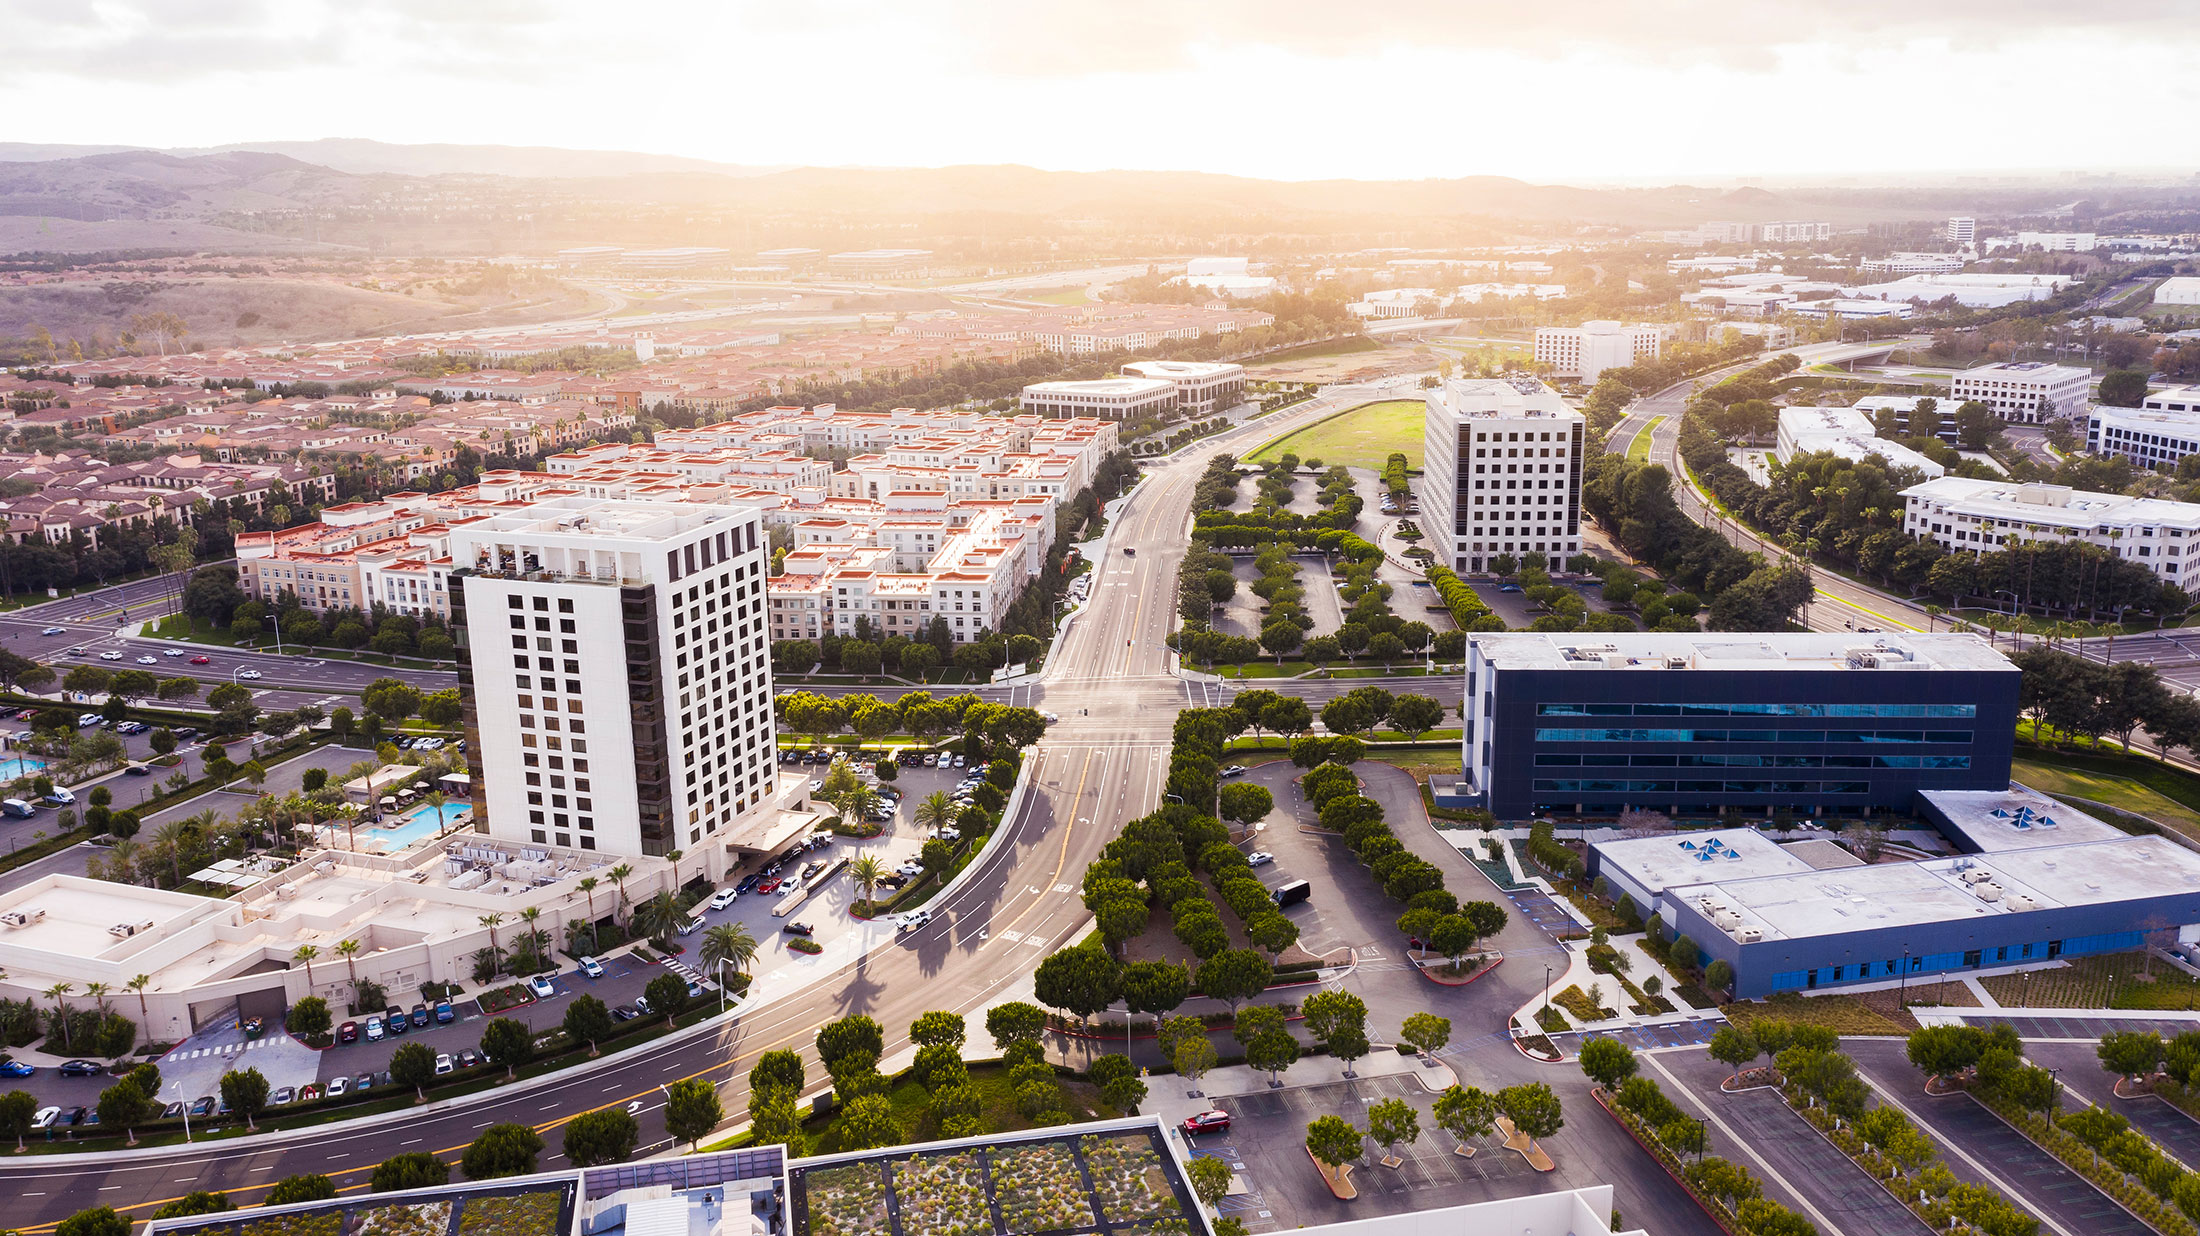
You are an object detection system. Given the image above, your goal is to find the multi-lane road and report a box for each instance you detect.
[0,385,1378,1226]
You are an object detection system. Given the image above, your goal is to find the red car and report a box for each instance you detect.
[757,877,783,894]
[189,655,211,665]
[1181,1109,1231,1136]
[337,1021,359,1044]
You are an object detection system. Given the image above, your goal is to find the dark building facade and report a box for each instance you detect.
[1461,633,2020,820]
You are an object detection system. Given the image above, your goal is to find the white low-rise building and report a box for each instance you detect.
[2157,277,2200,307]
[1121,359,1245,416]
[2089,396,2200,469]
[1949,360,2093,424]
[1902,476,2200,585]
[1347,288,1441,319]
[1019,376,1178,421]
[1533,320,1661,382]
[1859,253,1966,275]
[1783,298,1913,322]
[1776,406,1946,477]
[1851,394,1959,443]
[1848,272,2072,309]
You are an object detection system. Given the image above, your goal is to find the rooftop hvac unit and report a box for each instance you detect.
[1961,869,1993,884]
[108,919,153,938]
[1666,656,1689,669]
[1713,911,1745,930]
[1848,653,1881,669]
[1737,927,1764,943]
[1976,884,2003,902]
[0,908,41,928]
[273,884,297,899]
[2007,895,2039,912]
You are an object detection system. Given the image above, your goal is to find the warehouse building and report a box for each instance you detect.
[1591,786,2200,998]
[1460,632,2020,820]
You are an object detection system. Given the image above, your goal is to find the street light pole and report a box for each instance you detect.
[1544,964,1552,1020]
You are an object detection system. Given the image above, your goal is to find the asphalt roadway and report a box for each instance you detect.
[0,384,1384,1226]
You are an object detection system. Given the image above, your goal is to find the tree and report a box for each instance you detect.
[479,1016,535,1080]
[1578,1037,1639,1090]
[265,1175,337,1205]
[286,995,332,1042]
[2098,1029,2165,1085]
[1399,1012,1452,1057]
[910,1009,966,1049]
[0,1088,36,1152]
[1305,1114,1363,1171]
[390,1040,437,1101]
[837,1092,900,1150]
[699,921,760,981]
[2099,370,2151,408]
[644,972,689,1027]
[1241,1008,1298,1085]
[1197,949,1273,1016]
[1702,959,1733,997]
[1497,1081,1564,1142]
[462,1122,543,1180]
[371,1152,450,1192]
[151,1193,232,1218]
[1388,694,1445,739]
[1034,944,1122,1025]
[220,1066,270,1131]
[1685,1156,1762,1207]
[1708,1025,1759,1083]
[986,1001,1046,1050]
[563,995,615,1057]
[1366,1097,1421,1165]
[1300,990,1366,1054]
[54,1208,131,1236]
[96,1072,155,1144]
[1905,1024,1987,1086]
[1121,960,1189,1033]
[818,1014,886,1069]
[1216,782,1273,830]
[661,1077,724,1150]
[1189,1154,1233,1215]
[562,1108,640,1167]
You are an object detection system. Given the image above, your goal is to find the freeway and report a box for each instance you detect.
[0,388,1371,1227]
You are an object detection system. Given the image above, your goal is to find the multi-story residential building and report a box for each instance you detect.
[1590,785,2200,998]
[1774,407,1945,478]
[1019,376,1178,422]
[1418,376,1584,576]
[2088,398,2200,470]
[1757,220,1834,243]
[1458,631,2020,821]
[1947,216,1977,247]
[1120,360,1245,416]
[451,497,776,859]
[1901,476,2200,585]
[1532,321,1662,383]
[1948,361,2092,424]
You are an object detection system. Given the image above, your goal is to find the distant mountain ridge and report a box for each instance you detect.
[0,139,785,181]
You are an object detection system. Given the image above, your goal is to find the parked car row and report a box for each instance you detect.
[339,999,454,1044]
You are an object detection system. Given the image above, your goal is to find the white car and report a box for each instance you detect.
[163,648,185,657]
[325,1075,349,1098]
[929,826,961,842]
[529,975,555,999]
[579,956,605,979]
[134,655,157,665]
[30,1106,60,1130]
[238,669,263,680]
[1247,851,1276,866]
[897,909,933,933]
[896,859,925,877]
[709,887,739,911]
[98,651,122,661]
[434,1053,454,1076]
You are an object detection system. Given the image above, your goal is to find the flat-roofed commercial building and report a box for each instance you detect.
[1625,787,2200,998]
[1418,376,1583,575]
[1019,376,1179,422]
[1901,476,2200,586]
[1460,631,2019,820]
[451,497,776,859]
[1775,406,1946,478]
[1122,359,1246,416]
[1532,320,1662,382]
[2088,397,2200,469]
[1949,360,2092,424]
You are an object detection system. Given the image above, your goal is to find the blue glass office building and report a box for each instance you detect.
[1460,633,2019,820]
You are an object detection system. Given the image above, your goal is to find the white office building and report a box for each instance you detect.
[1533,320,1662,382]
[1995,232,2098,252]
[2088,397,2200,469]
[1019,376,1179,421]
[1949,361,2093,424]
[1419,376,1584,575]
[452,497,778,859]
[1901,477,2200,585]
[2156,277,2200,307]
[1859,253,1966,275]
[1850,395,1959,443]
[1947,217,1977,247]
[1775,407,1946,478]
[1120,360,1246,416]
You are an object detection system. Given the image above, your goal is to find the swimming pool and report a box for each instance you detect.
[364,801,470,849]
[0,756,47,781]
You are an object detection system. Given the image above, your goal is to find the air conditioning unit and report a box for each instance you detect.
[1737,927,1763,943]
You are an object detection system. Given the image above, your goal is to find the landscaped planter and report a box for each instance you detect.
[892,1150,992,1236]
[1079,1132,1186,1225]
[805,1161,889,1236]
[455,1192,562,1236]
[356,1200,451,1236]
[990,1140,1094,1234]
[1307,1149,1356,1199]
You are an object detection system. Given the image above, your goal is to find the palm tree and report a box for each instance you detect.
[335,938,363,1002]
[608,864,635,917]
[575,876,601,952]
[631,891,682,945]
[149,819,191,888]
[916,791,955,835]
[422,789,449,837]
[848,855,887,913]
[107,837,140,885]
[478,913,505,977]
[292,944,320,988]
[83,982,110,1018]
[125,974,150,1024]
[668,848,685,892]
[43,983,74,1050]
[699,923,759,982]
[517,906,547,969]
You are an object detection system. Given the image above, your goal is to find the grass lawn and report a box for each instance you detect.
[1025,286,1090,306]
[2011,747,2200,845]
[772,1062,1123,1156]
[1251,335,1382,366]
[1722,991,1916,1037]
[1625,416,1666,462]
[1245,399,1425,471]
[1976,951,2200,1012]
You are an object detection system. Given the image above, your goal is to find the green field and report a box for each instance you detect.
[2011,752,2200,844]
[1246,399,1424,470]
[1025,286,1090,306]
[1625,416,1666,461]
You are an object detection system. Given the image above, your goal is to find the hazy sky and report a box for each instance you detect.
[9,0,2199,181]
